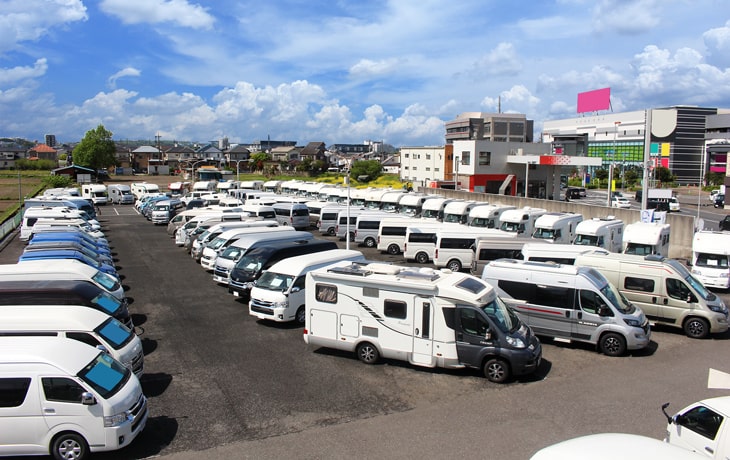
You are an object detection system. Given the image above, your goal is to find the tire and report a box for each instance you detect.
[296,306,306,325]
[327,227,335,235]
[51,432,88,460]
[364,237,376,248]
[447,259,462,272]
[348,232,355,242]
[599,332,626,357]
[356,342,380,364]
[415,252,429,264]
[387,243,400,255]
[683,317,710,339]
[483,358,510,383]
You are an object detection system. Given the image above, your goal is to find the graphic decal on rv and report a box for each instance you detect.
[338,292,413,337]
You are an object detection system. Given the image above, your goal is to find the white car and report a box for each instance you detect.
[710,189,721,202]
[611,196,631,209]
[669,196,680,212]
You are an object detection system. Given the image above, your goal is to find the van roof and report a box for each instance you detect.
[230,230,313,248]
[1,259,100,276]
[0,305,112,331]
[263,249,364,276]
[0,336,100,371]
[534,212,582,227]
[485,258,584,275]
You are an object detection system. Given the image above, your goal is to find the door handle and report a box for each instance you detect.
[704,446,714,454]
[565,311,570,317]
[43,408,55,414]
[663,298,669,305]
[652,297,657,304]
[415,328,420,335]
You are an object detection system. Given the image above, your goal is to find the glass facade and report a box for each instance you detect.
[587,141,645,167]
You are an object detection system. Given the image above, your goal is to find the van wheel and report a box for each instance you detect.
[599,332,626,357]
[327,227,335,235]
[684,317,710,339]
[484,358,510,383]
[296,306,306,325]
[356,342,380,364]
[51,432,88,460]
[415,252,429,264]
[447,259,462,272]
[364,237,376,248]
[348,232,355,242]
[387,243,400,255]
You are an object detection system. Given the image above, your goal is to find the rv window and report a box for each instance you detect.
[421,302,431,338]
[0,378,31,407]
[459,308,488,336]
[315,284,337,303]
[695,253,730,268]
[384,300,407,319]
[456,277,489,294]
[42,377,86,403]
[535,285,576,310]
[624,276,655,292]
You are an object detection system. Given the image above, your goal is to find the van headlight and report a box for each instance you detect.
[506,336,526,349]
[709,305,726,314]
[624,318,642,328]
[104,411,131,427]
[273,300,288,309]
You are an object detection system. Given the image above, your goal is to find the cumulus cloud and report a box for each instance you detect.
[100,0,215,29]
[0,0,87,53]
[482,85,541,114]
[0,58,48,86]
[472,42,522,76]
[107,67,141,89]
[703,20,730,68]
[349,58,401,79]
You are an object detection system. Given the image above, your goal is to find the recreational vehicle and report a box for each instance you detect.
[691,231,730,289]
[499,207,547,236]
[420,197,455,221]
[622,221,671,257]
[531,212,583,243]
[468,204,515,228]
[573,217,624,252]
[442,200,478,225]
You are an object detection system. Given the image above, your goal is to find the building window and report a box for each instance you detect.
[460,152,471,166]
[478,151,491,166]
[426,154,431,160]
[434,167,440,172]
[404,153,409,158]
[426,167,430,171]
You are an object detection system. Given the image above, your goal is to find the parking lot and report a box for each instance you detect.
[2,205,730,459]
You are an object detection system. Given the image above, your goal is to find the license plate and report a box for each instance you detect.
[233,291,239,297]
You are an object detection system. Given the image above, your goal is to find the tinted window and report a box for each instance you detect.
[0,378,31,407]
[316,283,337,303]
[408,233,436,243]
[384,300,407,319]
[678,405,724,440]
[478,248,523,261]
[358,220,380,230]
[42,377,86,403]
[440,237,474,249]
[624,276,655,292]
[381,226,407,236]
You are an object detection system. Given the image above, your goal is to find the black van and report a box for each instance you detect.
[228,239,337,298]
[0,279,132,328]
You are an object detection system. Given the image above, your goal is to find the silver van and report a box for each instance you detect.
[272,203,310,230]
[107,184,134,204]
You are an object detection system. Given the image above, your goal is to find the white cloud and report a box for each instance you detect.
[349,58,401,79]
[0,58,48,86]
[703,20,730,68]
[592,0,661,34]
[0,0,87,53]
[482,85,541,114]
[107,67,141,89]
[99,0,215,29]
[471,42,522,77]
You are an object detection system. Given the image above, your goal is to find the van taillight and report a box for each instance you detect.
[435,249,439,258]
[377,236,380,244]
[303,329,308,335]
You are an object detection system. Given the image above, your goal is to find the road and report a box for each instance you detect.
[1,205,729,460]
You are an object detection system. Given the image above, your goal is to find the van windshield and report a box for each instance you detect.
[219,246,245,261]
[684,273,715,301]
[480,296,521,333]
[573,234,599,246]
[92,292,123,315]
[77,352,130,399]
[500,222,523,233]
[256,271,294,292]
[532,228,556,239]
[96,318,134,349]
[600,283,634,314]
[92,271,121,294]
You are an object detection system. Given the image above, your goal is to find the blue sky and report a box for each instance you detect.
[1,0,730,147]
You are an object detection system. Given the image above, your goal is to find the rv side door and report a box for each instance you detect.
[454,306,494,367]
[411,298,434,366]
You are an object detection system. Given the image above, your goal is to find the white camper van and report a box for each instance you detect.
[574,250,728,338]
[531,212,583,243]
[521,242,592,265]
[421,197,454,221]
[468,204,515,228]
[622,221,671,257]
[573,217,624,252]
[81,184,108,205]
[398,194,434,217]
[304,261,542,383]
[0,336,147,459]
[249,249,365,324]
[379,191,409,212]
[363,189,391,210]
[442,200,478,224]
[499,207,547,236]
[107,184,134,204]
[691,231,730,289]
[0,305,144,377]
[482,259,651,356]
[130,182,161,199]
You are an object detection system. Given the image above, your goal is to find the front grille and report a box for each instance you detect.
[129,393,147,432]
[250,304,274,316]
[131,351,144,374]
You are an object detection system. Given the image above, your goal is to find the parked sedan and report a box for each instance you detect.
[720,215,730,231]
[611,196,632,209]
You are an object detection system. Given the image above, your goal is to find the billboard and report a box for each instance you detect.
[577,87,610,113]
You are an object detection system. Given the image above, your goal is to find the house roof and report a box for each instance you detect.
[31,144,56,153]
[132,145,160,153]
[228,145,251,154]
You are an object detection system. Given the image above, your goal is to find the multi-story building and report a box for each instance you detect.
[445,112,534,144]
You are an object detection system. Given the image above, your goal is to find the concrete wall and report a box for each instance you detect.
[418,187,696,260]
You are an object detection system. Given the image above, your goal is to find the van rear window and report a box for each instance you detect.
[0,378,31,407]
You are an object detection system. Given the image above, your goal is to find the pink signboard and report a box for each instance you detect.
[577,87,610,113]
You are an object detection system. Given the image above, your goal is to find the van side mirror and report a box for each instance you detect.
[81,392,97,405]
[291,286,301,293]
[598,306,611,317]
[484,331,492,341]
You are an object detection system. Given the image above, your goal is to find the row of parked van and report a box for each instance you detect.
[1,199,149,459]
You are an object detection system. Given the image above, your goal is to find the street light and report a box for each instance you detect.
[614,121,622,192]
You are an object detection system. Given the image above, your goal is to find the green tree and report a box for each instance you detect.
[623,168,639,187]
[250,152,271,171]
[349,159,382,182]
[706,171,725,186]
[654,166,675,184]
[594,168,608,181]
[73,125,116,171]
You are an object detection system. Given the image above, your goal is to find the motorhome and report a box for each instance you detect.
[521,242,593,265]
[212,230,313,285]
[168,181,191,196]
[0,337,147,459]
[499,207,547,236]
[482,259,651,356]
[108,184,135,204]
[192,180,217,193]
[239,180,264,191]
[468,204,515,228]
[376,217,424,255]
[353,211,398,248]
[574,250,728,338]
[349,188,370,207]
[420,197,454,221]
[398,193,434,217]
[43,187,80,198]
[363,189,391,210]
[442,200,478,225]
[303,261,542,383]
[199,226,297,271]
[622,221,671,257]
[573,217,624,252]
[470,236,530,275]
[130,182,161,199]
[379,191,409,213]
[81,183,108,205]
[249,249,365,324]
[531,212,583,243]
[0,305,144,377]
[433,229,514,272]
[263,180,282,193]
[691,231,730,289]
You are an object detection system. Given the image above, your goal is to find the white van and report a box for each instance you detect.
[499,207,547,236]
[363,189,391,210]
[0,336,147,459]
[304,261,542,383]
[31,218,105,241]
[398,193,434,217]
[442,200,478,224]
[468,204,515,228]
[531,212,583,243]
[249,249,365,324]
[200,226,296,271]
[378,191,408,213]
[376,217,424,255]
[0,305,143,377]
[433,229,510,272]
[80,184,108,205]
[316,204,347,235]
[482,258,651,356]
[20,207,101,241]
[212,231,314,285]
[691,231,730,289]
[335,208,367,241]
[521,242,593,265]
[470,236,530,275]
[272,202,310,230]
[421,197,455,221]
[130,182,161,199]
[573,217,624,252]
[107,184,134,204]
[354,212,397,247]
[190,220,278,261]
[403,223,444,264]
[622,221,670,257]
[574,250,729,338]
